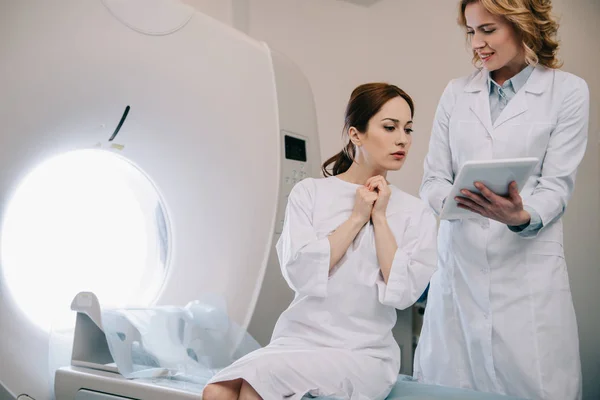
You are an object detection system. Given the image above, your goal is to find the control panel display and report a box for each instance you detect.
[284,135,307,162]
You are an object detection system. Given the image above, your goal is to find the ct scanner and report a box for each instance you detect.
[0,1,319,399]
[0,1,528,400]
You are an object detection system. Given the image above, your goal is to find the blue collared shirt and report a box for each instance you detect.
[488,65,542,235]
[489,65,534,124]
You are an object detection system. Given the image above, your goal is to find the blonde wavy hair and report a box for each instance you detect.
[458,0,562,69]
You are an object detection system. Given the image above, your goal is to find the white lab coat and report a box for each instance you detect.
[414,65,589,400]
[208,176,438,399]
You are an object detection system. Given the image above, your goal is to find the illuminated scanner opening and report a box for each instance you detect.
[1,149,170,332]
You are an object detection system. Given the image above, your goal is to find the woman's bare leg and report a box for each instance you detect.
[202,379,243,400]
[238,379,262,400]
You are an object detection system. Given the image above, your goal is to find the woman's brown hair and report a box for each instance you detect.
[322,83,415,177]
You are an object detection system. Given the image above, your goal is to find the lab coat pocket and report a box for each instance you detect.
[452,120,490,163]
[493,123,530,158]
[529,239,564,258]
[527,240,569,292]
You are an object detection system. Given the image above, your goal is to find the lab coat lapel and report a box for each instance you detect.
[493,65,548,129]
[492,91,527,129]
[465,70,494,137]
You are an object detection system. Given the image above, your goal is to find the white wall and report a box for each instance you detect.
[192,0,599,397]
[182,0,249,32]
[550,2,600,399]
[181,0,234,25]
[251,0,475,194]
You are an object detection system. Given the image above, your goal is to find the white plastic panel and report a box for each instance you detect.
[0,1,284,399]
[245,49,321,346]
[55,367,199,400]
[74,389,134,400]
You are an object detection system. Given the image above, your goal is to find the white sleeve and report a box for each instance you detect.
[376,207,438,310]
[275,179,331,298]
[420,80,457,215]
[523,77,589,236]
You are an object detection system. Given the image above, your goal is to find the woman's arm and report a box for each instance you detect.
[372,214,398,284]
[375,207,438,310]
[367,176,437,308]
[276,181,376,297]
[420,81,457,215]
[327,185,377,269]
[327,215,366,271]
[276,179,331,298]
[456,76,590,236]
[522,77,589,231]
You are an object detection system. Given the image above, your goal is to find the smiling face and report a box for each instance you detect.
[464,1,527,82]
[349,95,413,172]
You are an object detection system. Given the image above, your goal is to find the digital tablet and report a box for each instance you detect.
[439,157,539,220]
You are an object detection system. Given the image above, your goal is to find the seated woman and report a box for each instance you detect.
[202,82,438,400]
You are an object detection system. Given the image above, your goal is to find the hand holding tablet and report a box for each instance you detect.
[440,158,539,223]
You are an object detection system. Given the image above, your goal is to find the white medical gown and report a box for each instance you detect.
[207,176,438,399]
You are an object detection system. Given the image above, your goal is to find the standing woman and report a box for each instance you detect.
[414,1,589,399]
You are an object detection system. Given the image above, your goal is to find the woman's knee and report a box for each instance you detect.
[201,384,220,400]
[239,379,262,400]
[202,380,242,400]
